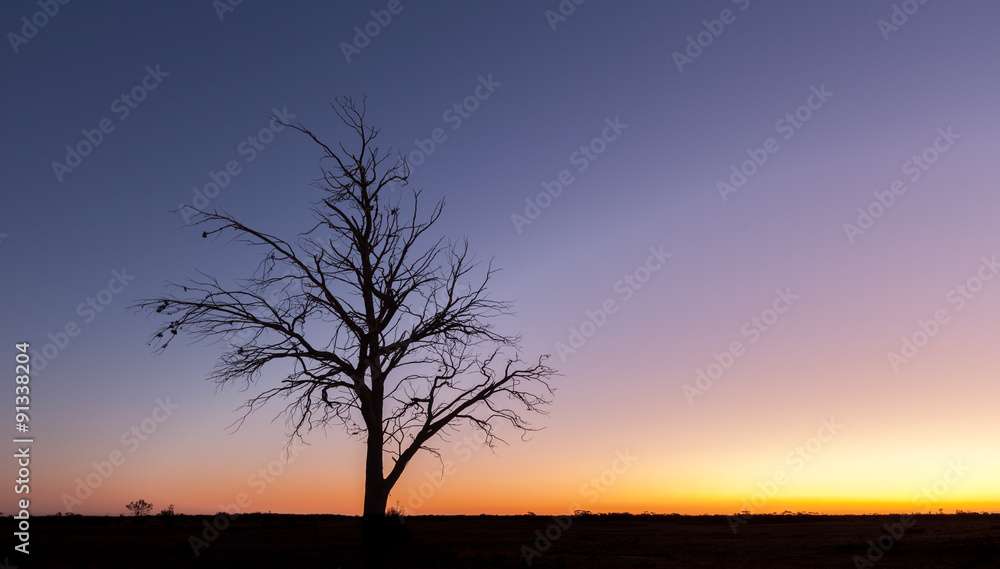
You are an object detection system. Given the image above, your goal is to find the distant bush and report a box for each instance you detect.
[126,499,153,517]
[384,502,409,546]
[158,505,176,516]
[386,502,405,519]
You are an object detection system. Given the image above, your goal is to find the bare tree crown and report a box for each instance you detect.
[133,97,556,491]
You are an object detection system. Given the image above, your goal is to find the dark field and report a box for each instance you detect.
[8,513,1000,568]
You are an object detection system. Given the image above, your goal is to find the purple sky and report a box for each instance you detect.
[2,1,999,516]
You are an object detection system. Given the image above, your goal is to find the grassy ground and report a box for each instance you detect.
[6,512,999,568]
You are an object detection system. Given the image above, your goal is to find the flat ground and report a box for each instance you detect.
[6,513,1000,568]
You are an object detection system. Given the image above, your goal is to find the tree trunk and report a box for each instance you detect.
[361,428,387,567]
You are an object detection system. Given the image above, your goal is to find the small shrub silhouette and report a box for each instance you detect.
[383,502,409,548]
[126,499,153,517]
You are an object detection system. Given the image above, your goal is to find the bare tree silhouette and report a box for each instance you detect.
[125,499,153,517]
[132,96,557,564]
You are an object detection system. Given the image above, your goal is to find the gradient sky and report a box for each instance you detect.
[2,1,999,517]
